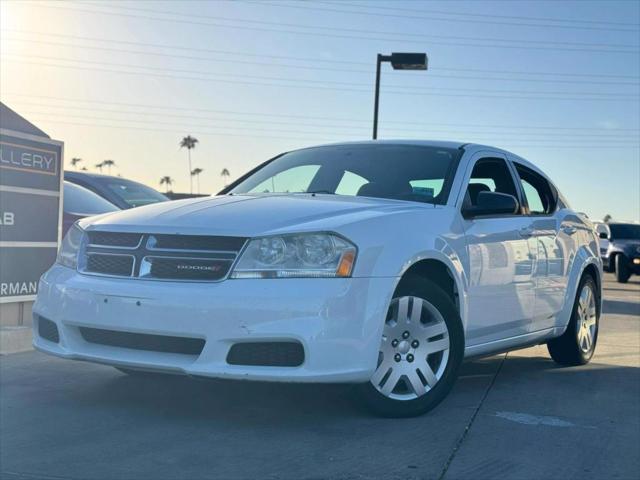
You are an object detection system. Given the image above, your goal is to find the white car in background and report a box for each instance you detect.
[34,141,602,417]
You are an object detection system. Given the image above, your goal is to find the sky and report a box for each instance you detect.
[0,0,638,222]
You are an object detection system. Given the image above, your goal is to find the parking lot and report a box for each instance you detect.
[1,273,638,480]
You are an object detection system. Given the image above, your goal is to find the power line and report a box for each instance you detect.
[26,1,640,55]
[4,93,639,132]
[244,0,640,32]
[13,106,637,140]
[4,54,639,101]
[80,0,640,48]
[21,112,640,148]
[313,0,640,28]
[4,28,638,80]
[4,34,639,87]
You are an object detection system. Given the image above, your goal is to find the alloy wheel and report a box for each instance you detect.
[576,283,597,353]
[370,296,450,400]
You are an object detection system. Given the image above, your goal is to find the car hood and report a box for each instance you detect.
[81,194,433,237]
[610,239,640,252]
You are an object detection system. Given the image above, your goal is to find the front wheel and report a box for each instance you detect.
[358,277,464,417]
[615,255,631,283]
[547,275,599,366]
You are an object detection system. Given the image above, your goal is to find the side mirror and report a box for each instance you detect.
[463,191,519,218]
[599,232,609,239]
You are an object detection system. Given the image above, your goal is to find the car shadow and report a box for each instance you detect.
[603,298,640,316]
[64,351,624,425]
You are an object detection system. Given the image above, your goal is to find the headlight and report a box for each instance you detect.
[56,223,84,269]
[231,233,357,279]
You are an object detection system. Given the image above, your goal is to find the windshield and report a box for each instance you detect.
[229,144,461,205]
[64,181,119,215]
[104,179,168,208]
[609,224,640,240]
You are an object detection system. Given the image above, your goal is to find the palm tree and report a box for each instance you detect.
[159,176,174,193]
[221,168,230,186]
[95,161,104,172]
[70,157,82,169]
[80,166,88,171]
[191,168,204,194]
[102,159,116,175]
[179,135,199,194]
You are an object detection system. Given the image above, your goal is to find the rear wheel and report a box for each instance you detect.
[547,275,599,365]
[615,255,631,283]
[358,277,464,417]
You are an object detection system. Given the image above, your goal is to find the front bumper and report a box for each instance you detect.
[33,265,397,383]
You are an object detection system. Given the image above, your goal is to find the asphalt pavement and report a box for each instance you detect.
[1,274,638,480]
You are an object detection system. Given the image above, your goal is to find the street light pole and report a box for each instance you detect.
[372,52,428,140]
[373,54,391,140]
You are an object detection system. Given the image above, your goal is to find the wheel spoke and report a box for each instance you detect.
[586,316,597,328]
[370,362,391,387]
[380,369,401,396]
[397,297,409,323]
[422,322,448,339]
[410,298,423,324]
[584,329,593,351]
[417,363,438,387]
[406,370,427,396]
[422,338,449,355]
[579,288,589,311]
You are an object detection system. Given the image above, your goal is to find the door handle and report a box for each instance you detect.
[562,225,577,236]
[519,227,534,238]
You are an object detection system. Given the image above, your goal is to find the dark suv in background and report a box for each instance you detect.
[601,223,640,283]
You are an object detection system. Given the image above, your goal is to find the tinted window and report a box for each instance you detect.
[466,158,519,208]
[514,163,557,215]
[231,145,461,205]
[64,181,119,215]
[609,224,640,240]
[104,179,168,208]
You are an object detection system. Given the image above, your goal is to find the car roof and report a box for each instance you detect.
[293,139,540,169]
[300,139,468,150]
[295,139,529,158]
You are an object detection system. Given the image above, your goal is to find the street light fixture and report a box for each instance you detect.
[372,53,428,140]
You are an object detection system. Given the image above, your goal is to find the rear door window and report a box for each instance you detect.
[513,163,557,215]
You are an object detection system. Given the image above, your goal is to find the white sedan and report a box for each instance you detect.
[34,141,602,417]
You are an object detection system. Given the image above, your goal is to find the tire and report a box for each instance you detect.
[357,276,464,417]
[615,254,631,283]
[547,274,599,366]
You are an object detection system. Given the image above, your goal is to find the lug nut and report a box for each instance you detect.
[411,340,419,348]
[407,354,414,363]
[391,339,399,348]
[402,331,410,339]
[394,353,402,362]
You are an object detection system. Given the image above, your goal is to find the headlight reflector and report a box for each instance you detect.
[56,223,84,269]
[231,233,356,279]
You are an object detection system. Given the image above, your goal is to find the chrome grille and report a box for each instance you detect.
[81,232,246,281]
